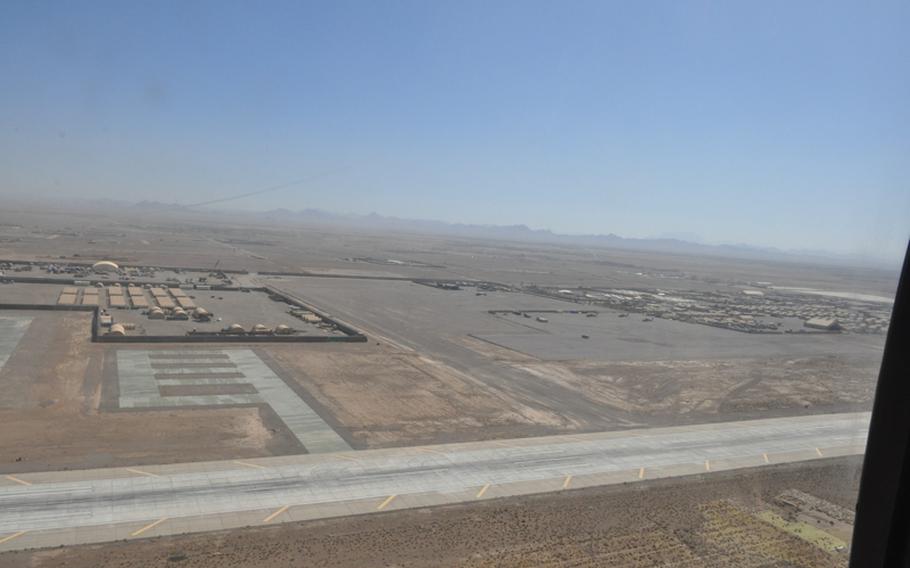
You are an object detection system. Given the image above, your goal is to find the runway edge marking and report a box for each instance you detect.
[131,518,167,537]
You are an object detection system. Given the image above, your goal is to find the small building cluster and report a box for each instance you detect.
[531,285,891,335]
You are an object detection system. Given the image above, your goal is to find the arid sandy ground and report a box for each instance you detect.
[0,206,889,469]
[0,318,875,472]
[0,206,891,565]
[0,312,299,474]
[268,341,879,449]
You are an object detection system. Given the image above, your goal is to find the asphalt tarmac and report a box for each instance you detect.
[0,411,869,551]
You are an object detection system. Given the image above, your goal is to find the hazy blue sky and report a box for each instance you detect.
[1,1,908,259]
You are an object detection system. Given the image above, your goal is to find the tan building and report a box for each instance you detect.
[804,318,841,331]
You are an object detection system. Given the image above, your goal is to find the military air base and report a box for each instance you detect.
[0,203,894,566]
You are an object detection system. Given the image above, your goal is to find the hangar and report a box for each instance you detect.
[92,260,120,273]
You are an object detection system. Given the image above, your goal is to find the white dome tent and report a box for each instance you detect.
[92,260,120,273]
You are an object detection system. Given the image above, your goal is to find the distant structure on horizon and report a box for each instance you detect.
[92,260,120,273]
[804,318,842,332]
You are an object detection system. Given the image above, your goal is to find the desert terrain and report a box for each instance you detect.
[0,204,897,563]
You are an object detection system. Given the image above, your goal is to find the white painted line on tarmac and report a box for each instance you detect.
[638,467,645,479]
[125,468,161,478]
[763,453,770,464]
[562,475,572,489]
[816,447,824,457]
[476,484,490,498]
[705,460,711,472]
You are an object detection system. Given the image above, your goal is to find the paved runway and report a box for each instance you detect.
[0,411,869,550]
[118,349,351,452]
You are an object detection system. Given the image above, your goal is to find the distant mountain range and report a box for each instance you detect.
[1,195,898,269]
[253,207,892,269]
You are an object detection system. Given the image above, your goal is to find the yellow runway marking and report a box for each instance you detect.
[763,453,770,464]
[125,468,161,478]
[476,484,490,498]
[377,494,397,510]
[815,447,824,457]
[704,460,711,472]
[234,460,267,470]
[0,531,27,545]
[5,475,31,486]
[562,475,572,489]
[262,505,289,523]
[638,467,645,479]
[416,448,446,456]
[334,454,361,463]
[130,518,167,537]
